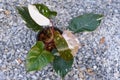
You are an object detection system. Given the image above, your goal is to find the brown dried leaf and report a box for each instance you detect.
[99,37,105,44]
[86,68,95,75]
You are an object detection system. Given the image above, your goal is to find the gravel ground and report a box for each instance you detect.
[0,0,120,80]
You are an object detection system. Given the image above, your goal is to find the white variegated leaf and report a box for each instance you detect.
[28,4,52,26]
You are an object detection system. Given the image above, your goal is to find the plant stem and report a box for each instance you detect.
[45,27,54,43]
[50,19,55,32]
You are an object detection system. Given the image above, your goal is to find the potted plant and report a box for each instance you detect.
[16,4,103,79]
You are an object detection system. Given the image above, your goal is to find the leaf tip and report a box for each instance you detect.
[97,14,104,21]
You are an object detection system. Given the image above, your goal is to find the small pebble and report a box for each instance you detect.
[16,58,22,64]
[4,10,11,15]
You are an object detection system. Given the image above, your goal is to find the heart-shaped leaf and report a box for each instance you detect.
[35,4,57,18]
[53,56,73,78]
[68,13,103,33]
[16,7,43,32]
[53,31,73,61]
[26,41,54,71]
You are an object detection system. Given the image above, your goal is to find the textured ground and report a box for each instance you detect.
[0,0,120,80]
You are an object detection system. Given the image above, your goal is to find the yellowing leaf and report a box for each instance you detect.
[62,30,80,56]
[53,31,73,61]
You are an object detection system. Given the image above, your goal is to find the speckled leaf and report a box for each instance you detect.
[53,31,73,61]
[16,7,43,32]
[35,4,57,18]
[53,56,73,78]
[68,13,103,33]
[26,41,54,71]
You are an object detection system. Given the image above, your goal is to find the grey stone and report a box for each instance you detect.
[0,72,5,80]
[0,0,120,80]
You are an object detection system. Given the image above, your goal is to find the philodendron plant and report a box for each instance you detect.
[17,4,103,79]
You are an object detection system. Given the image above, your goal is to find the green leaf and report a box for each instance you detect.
[53,31,73,61]
[34,4,57,18]
[68,13,103,33]
[26,41,54,71]
[16,6,43,32]
[53,56,73,78]
[51,49,59,55]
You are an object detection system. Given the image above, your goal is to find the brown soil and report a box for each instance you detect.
[37,27,62,51]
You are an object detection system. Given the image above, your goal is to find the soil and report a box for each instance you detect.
[37,27,62,51]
